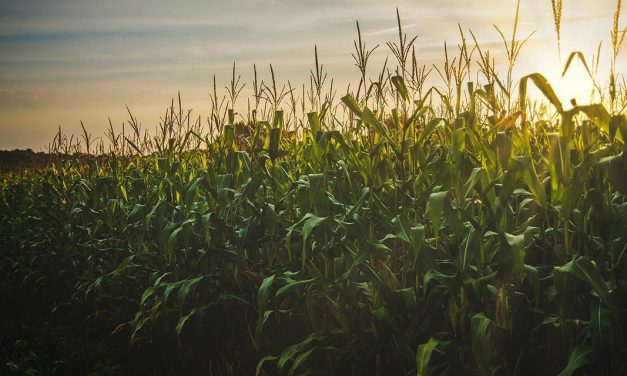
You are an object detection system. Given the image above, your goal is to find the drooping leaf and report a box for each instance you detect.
[391,75,410,102]
[519,73,563,123]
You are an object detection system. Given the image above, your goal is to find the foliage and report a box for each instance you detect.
[2,4,627,375]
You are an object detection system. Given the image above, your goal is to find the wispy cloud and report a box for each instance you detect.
[364,23,418,37]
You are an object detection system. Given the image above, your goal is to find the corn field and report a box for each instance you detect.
[2,3,627,375]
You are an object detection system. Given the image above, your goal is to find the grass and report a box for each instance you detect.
[1,2,627,375]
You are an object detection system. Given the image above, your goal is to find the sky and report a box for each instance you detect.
[0,0,624,150]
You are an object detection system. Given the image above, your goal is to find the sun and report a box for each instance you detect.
[520,49,598,110]
[554,66,596,107]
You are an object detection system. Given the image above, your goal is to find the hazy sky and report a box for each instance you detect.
[0,0,624,149]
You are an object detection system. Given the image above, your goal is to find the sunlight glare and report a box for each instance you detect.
[554,63,596,107]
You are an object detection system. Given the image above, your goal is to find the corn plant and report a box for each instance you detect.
[1,2,627,375]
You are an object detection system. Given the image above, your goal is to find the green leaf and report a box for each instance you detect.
[496,131,512,170]
[308,173,329,216]
[391,215,411,244]
[361,107,401,155]
[391,75,409,101]
[372,306,396,328]
[341,94,362,117]
[562,51,595,80]
[165,219,194,263]
[524,264,540,306]
[519,73,563,122]
[303,214,327,242]
[417,118,446,145]
[557,257,616,312]
[399,287,417,312]
[471,312,492,373]
[427,190,448,241]
[301,214,327,269]
[288,348,315,376]
[178,275,204,307]
[254,275,276,350]
[590,296,611,356]
[307,112,322,138]
[517,156,546,206]
[598,153,627,195]
[503,232,526,281]
[416,337,438,376]
[264,127,281,160]
[557,344,596,376]
[277,334,322,373]
[568,104,611,140]
[175,305,207,348]
[110,255,136,278]
[423,269,456,293]
[276,278,316,297]
[257,275,275,314]
[609,114,626,143]
[410,225,426,264]
[124,136,144,156]
[256,355,279,376]
[572,257,616,312]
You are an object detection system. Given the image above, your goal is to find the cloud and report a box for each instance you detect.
[0,86,43,107]
[364,23,418,37]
